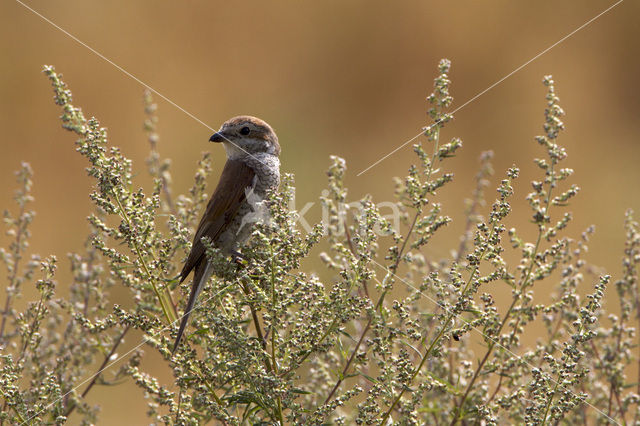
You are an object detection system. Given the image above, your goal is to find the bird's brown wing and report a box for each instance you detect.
[179,158,256,281]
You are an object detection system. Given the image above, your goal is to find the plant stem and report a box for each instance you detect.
[239,280,273,375]
[323,315,372,406]
[327,127,442,412]
[269,246,285,425]
[0,388,27,424]
[191,364,227,421]
[451,162,556,424]
[63,325,131,418]
[381,159,506,423]
[113,192,177,323]
[17,287,47,363]
[451,234,542,425]
[323,211,420,406]
[0,203,26,341]
[279,218,363,379]
[541,377,561,426]
[381,223,494,425]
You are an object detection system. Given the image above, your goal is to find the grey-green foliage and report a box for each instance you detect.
[0,61,638,425]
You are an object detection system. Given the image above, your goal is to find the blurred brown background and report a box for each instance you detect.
[1,1,639,423]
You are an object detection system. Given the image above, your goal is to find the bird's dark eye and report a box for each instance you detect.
[240,126,250,135]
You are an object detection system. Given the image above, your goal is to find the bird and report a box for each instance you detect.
[172,116,281,354]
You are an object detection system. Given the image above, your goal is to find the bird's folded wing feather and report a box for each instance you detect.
[179,159,256,281]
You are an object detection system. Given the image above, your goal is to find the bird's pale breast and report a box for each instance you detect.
[216,153,280,251]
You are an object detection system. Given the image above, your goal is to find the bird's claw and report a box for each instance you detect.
[230,250,248,266]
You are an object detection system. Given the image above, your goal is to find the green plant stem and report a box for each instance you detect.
[17,288,47,363]
[328,126,440,412]
[446,179,485,407]
[322,314,372,406]
[323,211,420,406]
[450,236,542,425]
[0,388,27,425]
[540,377,561,426]
[269,246,285,425]
[4,283,48,425]
[239,280,273,374]
[279,218,362,378]
[381,154,501,423]
[380,221,495,425]
[175,388,183,424]
[540,323,589,425]
[538,165,572,426]
[280,316,339,378]
[451,164,556,424]
[187,360,227,418]
[191,364,227,423]
[113,192,177,323]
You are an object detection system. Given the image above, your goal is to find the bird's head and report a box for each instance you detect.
[210,116,280,159]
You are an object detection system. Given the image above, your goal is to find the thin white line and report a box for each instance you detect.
[21,278,235,424]
[26,260,618,424]
[13,0,261,162]
[449,0,624,116]
[10,1,270,422]
[12,0,623,422]
[15,0,214,131]
[368,258,619,425]
[357,0,624,176]
[357,132,423,176]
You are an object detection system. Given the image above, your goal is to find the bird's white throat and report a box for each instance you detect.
[222,141,248,160]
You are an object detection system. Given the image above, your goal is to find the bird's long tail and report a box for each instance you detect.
[172,260,214,355]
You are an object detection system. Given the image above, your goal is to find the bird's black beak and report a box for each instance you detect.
[209,132,225,143]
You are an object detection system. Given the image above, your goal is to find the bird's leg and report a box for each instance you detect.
[230,249,245,260]
[230,250,247,266]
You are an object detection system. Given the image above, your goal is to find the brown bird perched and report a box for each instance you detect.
[172,116,281,354]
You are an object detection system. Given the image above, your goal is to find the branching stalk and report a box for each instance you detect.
[113,192,177,323]
[452,160,556,424]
